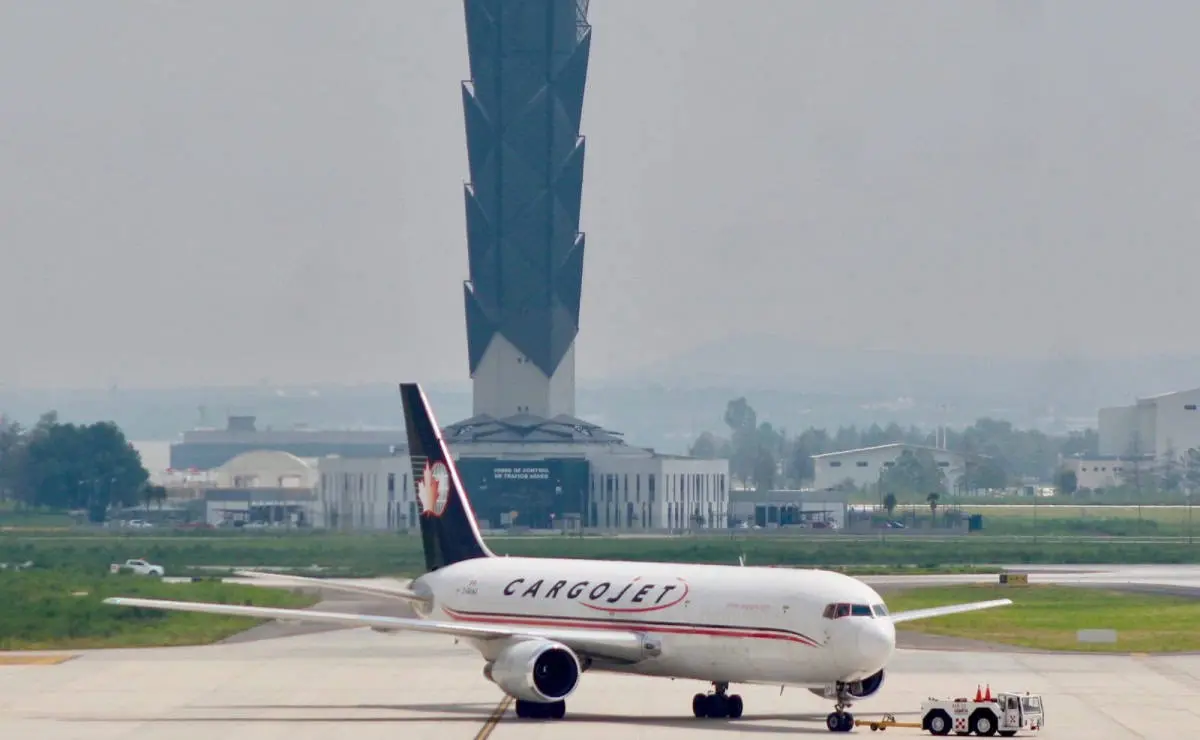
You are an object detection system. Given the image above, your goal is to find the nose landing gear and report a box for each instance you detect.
[692,682,744,719]
[825,683,855,733]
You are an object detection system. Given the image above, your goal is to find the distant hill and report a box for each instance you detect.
[2,337,1195,455]
[602,332,1200,410]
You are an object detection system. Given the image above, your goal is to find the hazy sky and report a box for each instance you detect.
[2,1,1199,390]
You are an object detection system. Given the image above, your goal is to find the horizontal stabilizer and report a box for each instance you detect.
[889,598,1013,624]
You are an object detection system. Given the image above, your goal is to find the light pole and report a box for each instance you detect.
[1188,490,1193,546]
[877,468,885,542]
[1033,483,1040,544]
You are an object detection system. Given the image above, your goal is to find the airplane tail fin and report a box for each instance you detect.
[399,383,494,571]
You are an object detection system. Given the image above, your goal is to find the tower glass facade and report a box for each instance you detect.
[461,0,591,419]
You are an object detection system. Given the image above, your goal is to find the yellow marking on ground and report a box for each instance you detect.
[0,654,77,666]
[474,695,514,740]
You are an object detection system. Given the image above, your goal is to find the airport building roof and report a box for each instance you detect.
[442,414,627,446]
[810,443,965,459]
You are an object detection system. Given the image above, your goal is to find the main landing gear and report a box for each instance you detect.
[692,682,744,720]
[514,699,566,720]
[825,682,856,733]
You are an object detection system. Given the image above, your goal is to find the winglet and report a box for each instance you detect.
[889,598,1013,624]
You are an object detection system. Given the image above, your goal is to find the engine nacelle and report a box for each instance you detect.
[484,640,581,703]
[808,669,886,701]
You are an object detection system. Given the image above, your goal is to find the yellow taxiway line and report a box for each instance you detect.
[0,654,78,666]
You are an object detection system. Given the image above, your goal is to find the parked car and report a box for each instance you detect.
[109,558,165,576]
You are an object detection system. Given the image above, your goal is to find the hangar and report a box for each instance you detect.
[1098,387,1200,460]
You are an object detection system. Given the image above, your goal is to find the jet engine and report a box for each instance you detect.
[808,669,885,700]
[483,640,581,703]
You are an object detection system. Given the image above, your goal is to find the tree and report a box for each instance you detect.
[1185,448,1200,494]
[1157,440,1183,493]
[723,397,757,435]
[751,422,785,492]
[1060,429,1100,458]
[702,398,1109,491]
[1055,469,1078,496]
[688,432,730,460]
[927,491,941,516]
[0,420,27,503]
[961,456,1008,492]
[1120,432,1149,495]
[883,492,897,517]
[723,398,758,487]
[141,484,168,512]
[785,439,815,485]
[881,450,946,498]
[752,446,778,494]
[9,417,149,521]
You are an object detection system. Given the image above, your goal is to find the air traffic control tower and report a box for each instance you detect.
[461,0,591,420]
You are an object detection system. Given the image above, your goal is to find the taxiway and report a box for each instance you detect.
[2,626,1197,739]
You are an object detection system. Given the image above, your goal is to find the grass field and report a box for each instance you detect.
[0,571,319,650]
[872,503,1200,536]
[958,504,1198,522]
[974,505,1200,537]
[884,584,1200,653]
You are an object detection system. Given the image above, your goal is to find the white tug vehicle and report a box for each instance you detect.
[860,685,1045,735]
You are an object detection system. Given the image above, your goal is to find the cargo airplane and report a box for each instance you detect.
[105,383,1012,733]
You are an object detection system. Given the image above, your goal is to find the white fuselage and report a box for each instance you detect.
[409,557,896,687]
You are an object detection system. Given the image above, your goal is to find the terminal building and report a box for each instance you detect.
[314,418,728,533]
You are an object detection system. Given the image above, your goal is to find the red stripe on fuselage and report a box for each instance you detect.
[441,606,821,647]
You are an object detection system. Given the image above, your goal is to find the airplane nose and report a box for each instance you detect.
[855,621,896,669]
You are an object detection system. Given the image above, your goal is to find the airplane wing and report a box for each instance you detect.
[102,597,646,662]
[230,570,431,604]
[888,598,1013,624]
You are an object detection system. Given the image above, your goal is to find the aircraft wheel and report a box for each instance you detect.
[692,693,708,718]
[727,694,744,719]
[825,711,854,732]
[706,694,728,718]
[514,699,564,720]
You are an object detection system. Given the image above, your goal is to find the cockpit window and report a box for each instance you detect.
[823,602,878,619]
[872,604,889,617]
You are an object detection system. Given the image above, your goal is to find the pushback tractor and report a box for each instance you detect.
[858,686,1044,736]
